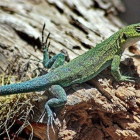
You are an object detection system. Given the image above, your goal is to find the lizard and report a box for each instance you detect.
[1,23,140,140]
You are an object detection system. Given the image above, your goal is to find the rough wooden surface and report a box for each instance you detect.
[0,0,140,140]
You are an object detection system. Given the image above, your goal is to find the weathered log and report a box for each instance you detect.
[0,0,140,140]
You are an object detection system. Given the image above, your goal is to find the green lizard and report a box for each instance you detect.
[1,23,140,139]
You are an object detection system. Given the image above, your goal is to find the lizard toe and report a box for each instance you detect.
[47,113,55,140]
[121,75,136,82]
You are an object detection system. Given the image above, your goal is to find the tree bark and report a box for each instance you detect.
[0,0,140,140]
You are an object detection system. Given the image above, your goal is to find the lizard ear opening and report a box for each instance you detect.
[136,26,140,32]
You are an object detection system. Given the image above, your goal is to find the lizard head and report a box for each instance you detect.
[124,23,140,38]
[133,23,140,36]
[120,23,140,51]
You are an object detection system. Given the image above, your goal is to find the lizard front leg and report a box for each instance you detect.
[45,85,67,140]
[111,54,135,82]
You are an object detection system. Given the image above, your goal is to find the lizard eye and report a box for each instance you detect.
[136,26,140,32]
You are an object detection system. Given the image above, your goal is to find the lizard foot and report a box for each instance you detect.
[45,101,56,140]
[37,109,55,140]
[47,112,55,140]
[42,23,50,52]
[120,75,136,82]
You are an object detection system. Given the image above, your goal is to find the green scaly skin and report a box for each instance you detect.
[1,23,140,139]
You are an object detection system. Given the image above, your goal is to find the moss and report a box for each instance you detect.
[0,74,40,139]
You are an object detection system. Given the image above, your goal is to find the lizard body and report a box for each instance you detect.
[1,23,140,139]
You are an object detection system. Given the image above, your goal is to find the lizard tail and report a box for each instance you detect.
[0,74,50,96]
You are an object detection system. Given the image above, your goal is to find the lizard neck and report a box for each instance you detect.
[121,36,140,52]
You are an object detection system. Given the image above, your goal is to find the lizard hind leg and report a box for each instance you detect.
[45,85,67,140]
[43,52,65,70]
[41,24,65,70]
